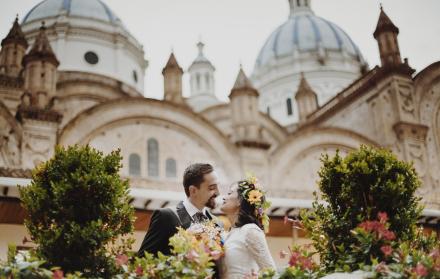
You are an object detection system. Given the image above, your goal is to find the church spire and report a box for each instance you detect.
[0,16,28,76]
[229,66,268,149]
[22,22,60,109]
[373,5,399,38]
[188,41,216,97]
[295,73,318,122]
[23,22,59,67]
[1,15,28,48]
[373,6,401,67]
[162,52,185,105]
[162,52,183,74]
[196,41,205,60]
[231,66,257,94]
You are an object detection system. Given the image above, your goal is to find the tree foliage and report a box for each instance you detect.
[19,145,134,277]
[301,145,423,272]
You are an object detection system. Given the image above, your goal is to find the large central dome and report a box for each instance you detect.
[255,10,364,68]
[252,0,368,127]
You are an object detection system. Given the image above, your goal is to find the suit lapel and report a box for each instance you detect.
[176,201,192,229]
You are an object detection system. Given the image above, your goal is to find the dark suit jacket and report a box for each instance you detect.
[138,201,220,257]
[138,201,188,257]
[137,201,221,278]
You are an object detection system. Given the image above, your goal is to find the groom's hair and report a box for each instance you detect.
[183,163,214,197]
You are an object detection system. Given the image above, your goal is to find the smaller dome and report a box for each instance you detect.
[22,0,125,29]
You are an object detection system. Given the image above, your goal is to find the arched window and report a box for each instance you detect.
[297,0,301,6]
[286,98,293,116]
[196,74,201,90]
[267,106,271,116]
[205,73,210,90]
[147,138,159,177]
[129,153,141,176]
[166,158,177,178]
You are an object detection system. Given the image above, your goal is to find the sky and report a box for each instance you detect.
[0,0,439,101]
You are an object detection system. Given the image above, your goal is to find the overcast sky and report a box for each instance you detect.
[1,0,439,101]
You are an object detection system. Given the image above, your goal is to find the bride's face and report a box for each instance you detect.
[220,184,240,215]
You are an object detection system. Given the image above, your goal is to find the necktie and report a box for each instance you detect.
[193,212,208,223]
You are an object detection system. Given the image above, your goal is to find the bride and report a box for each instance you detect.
[220,177,276,278]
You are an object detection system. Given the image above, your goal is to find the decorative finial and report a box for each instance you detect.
[380,3,383,10]
[15,14,19,22]
[197,41,205,56]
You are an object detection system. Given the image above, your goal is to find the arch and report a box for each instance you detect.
[269,127,379,188]
[128,153,141,176]
[58,97,241,180]
[414,61,440,119]
[57,71,142,98]
[414,63,440,188]
[147,138,159,177]
[166,158,177,178]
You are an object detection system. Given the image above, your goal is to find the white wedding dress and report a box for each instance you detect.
[221,223,276,279]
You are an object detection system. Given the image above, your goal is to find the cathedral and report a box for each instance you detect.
[0,0,439,262]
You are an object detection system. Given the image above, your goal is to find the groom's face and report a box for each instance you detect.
[191,171,220,209]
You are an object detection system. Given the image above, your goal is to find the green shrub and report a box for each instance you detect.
[301,145,423,272]
[19,145,134,277]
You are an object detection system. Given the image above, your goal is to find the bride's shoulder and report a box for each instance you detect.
[241,223,263,232]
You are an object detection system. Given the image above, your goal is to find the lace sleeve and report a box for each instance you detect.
[245,225,277,271]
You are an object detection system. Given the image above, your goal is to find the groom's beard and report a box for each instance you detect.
[205,195,217,209]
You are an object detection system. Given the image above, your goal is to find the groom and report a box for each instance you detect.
[137,163,221,256]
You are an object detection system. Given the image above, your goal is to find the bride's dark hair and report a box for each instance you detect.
[234,180,264,230]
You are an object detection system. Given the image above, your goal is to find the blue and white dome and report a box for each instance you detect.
[252,0,368,127]
[256,13,364,68]
[22,0,125,29]
[20,0,147,94]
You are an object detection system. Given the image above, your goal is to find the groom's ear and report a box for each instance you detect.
[188,185,198,196]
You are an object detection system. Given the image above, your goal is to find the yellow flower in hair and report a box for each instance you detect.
[245,172,258,185]
[248,190,263,205]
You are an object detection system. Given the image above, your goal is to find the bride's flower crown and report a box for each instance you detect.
[238,173,271,233]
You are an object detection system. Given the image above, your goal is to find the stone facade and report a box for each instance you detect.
[0,3,439,209]
[0,0,439,263]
